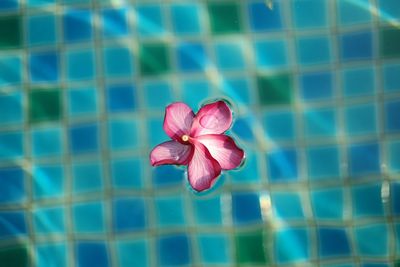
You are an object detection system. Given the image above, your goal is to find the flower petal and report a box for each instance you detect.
[188,142,221,192]
[150,141,193,166]
[196,134,245,170]
[163,102,195,141]
[190,100,232,137]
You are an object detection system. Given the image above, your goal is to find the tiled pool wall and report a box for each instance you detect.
[0,0,400,266]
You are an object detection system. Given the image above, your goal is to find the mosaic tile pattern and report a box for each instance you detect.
[0,0,399,266]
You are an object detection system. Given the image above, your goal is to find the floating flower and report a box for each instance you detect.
[150,100,245,192]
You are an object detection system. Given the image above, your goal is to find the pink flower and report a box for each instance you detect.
[150,100,245,192]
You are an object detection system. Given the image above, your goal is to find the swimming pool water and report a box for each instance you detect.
[0,0,399,266]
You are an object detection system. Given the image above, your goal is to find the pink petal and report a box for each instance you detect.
[150,141,193,166]
[190,100,233,137]
[188,142,221,192]
[163,102,195,142]
[196,134,245,170]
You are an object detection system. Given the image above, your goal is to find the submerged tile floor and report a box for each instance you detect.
[0,0,400,266]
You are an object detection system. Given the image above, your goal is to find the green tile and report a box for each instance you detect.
[208,2,242,35]
[0,15,22,49]
[257,73,293,106]
[0,246,28,267]
[235,229,268,265]
[380,26,400,58]
[139,43,170,76]
[29,89,62,123]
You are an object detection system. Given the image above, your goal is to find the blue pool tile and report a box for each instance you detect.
[77,242,109,267]
[0,55,22,86]
[72,161,103,194]
[345,104,377,135]
[388,141,400,173]
[176,42,207,72]
[0,132,23,160]
[114,198,146,232]
[0,0,18,10]
[144,81,172,109]
[263,111,295,141]
[0,92,23,125]
[36,243,66,267]
[385,100,400,132]
[193,196,222,225]
[198,234,230,264]
[73,202,104,233]
[300,72,333,100]
[355,224,388,256]
[272,192,304,219]
[378,0,400,22]
[297,36,331,65]
[103,46,133,77]
[156,196,185,226]
[34,206,65,234]
[170,4,201,34]
[0,167,25,204]
[348,142,380,177]
[304,108,337,138]
[307,146,340,179]
[33,165,64,199]
[231,115,255,142]
[232,192,262,225]
[63,10,92,42]
[69,123,99,154]
[318,228,350,257]
[111,158,142,189]
[0,211,26,238]
[32,127,63,157]
[222,78,251,104]
[116,240,148,267]
[392,183,400,215]
[292,0,327,28]
[352,183,384,217]
[337,0,372,25]
[152,165,183,187]
[108,119,139,150]
[248,1,283,31]
[66,50,95,81]
[158,234,190,267]
[215,42,246,70]
[180,80,210,110]
[267,148,298,181]
[29,51,59,82]
[137,5,165,36]
[101,8,128,37]
[340,31,373,60]
[27,0,55,7]
[342,66,375,96]
[230,149,260,183]
[383,63,400,91]
[311,188,343,219]
[106,84,136,112]
[275,228,309,263]
[68,87,98,116]
[255,39,288,69]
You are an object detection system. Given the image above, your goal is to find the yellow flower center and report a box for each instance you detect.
[182,135,189,142]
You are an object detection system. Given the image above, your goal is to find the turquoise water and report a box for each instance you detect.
[0,0,399,266]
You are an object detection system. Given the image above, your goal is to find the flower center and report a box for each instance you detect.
[181,135,189,142]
